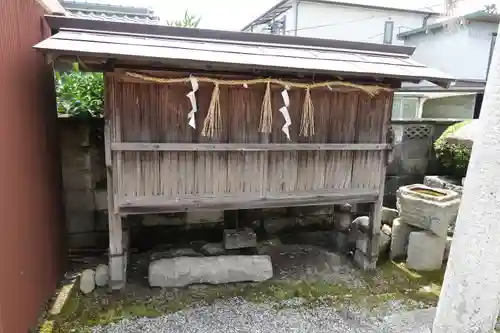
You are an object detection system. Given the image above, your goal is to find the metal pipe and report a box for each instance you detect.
[294,0,300,36]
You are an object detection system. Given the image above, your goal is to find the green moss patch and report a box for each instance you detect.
[38,261,446,332]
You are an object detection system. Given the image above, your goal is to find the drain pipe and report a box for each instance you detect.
[294,0,300,36]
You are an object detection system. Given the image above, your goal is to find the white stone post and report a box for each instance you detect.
[432,23,500,332]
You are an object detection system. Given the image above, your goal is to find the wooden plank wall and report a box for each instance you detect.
[108,73,391,200]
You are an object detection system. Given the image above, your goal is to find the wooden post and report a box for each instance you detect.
[104,74,125,290]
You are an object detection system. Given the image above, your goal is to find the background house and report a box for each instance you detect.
[60,0,159,23]
[243,1,498,120]
[242,0,440,45]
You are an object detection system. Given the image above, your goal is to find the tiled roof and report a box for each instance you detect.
[61,1,160,24]
[66,10,160,24]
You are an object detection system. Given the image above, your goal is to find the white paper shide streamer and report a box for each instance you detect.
[280,89,292,140]
[186,76,199,129]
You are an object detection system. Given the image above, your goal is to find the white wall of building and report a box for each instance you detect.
[294,1,430,44]
[403,21,497,80]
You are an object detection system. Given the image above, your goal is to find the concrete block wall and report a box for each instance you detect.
[384,119,460,208]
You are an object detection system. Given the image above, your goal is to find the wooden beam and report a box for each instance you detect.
[117,189,379,215]
[111,143,391,152]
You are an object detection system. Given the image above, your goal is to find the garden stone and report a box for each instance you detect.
[224,228,257,250]
[381,207,398,226]
[149,255,273,287]
[354,249,377,271]
[200,243,226,256]
[80,269,95,294]
[406,231,446,271]
[94,264,109,287]
[352,216,370,233]
[397,184,460,238]
[390,217,418,260]
[356,230,389,256]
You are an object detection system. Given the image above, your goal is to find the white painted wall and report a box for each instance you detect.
[294,1,430,45]
[403,21,498,80]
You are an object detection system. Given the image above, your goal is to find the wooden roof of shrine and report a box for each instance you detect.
[36,15,454,88]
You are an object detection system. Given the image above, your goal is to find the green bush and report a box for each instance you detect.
[55,63,104,117]
[433,120,472,178]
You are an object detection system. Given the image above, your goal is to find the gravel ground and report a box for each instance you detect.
[91,297,430,333]
[91,297,383,333]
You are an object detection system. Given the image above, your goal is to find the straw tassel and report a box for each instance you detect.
[259,82,273,133]
[300,88,315,137]
[202,83,222,138]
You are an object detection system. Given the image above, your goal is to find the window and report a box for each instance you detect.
[392,96,419,119]
[384,21,394,44]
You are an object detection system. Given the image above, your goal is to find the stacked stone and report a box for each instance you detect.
[392,184,460,271]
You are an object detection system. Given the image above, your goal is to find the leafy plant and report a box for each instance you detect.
[433,121,472,179]
[167,11,201,27]
[55,63,104,117]
[55,12,201,118]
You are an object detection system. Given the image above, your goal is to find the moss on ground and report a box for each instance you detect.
[38,261,446,333]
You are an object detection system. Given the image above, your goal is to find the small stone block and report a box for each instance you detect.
[94,264,109,287]
[354,249,377,271]
[109,255,126,290]
[406,231,446,271]
[224,228,257,250]
[353,216,370,233]
[80,269,96,294]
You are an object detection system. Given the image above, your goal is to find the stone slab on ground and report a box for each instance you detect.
[390,217,419,260]
[406,231,446,271]
[94,264,109,287]
[224,228,257,250]
[80,269,96,294]
[149,255,273,287]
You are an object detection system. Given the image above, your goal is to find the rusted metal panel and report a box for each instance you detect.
[0,1,63,332]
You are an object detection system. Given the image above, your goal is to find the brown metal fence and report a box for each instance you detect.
[0,1,64,332]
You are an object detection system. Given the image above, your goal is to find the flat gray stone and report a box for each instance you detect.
[390,217,418,260]
[354,249,376,271]
[80,269,96,294]
[94,264,109,287]
[149,255,273,287]
[353,216,370,233]
[224,228,257,250]
[200,243,226,256]
[407,231,446,271]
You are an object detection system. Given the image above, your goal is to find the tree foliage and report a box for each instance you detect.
[166,11,201,28]
[55,12,200,117]
[55,63,104,117]
[433,121,472,179]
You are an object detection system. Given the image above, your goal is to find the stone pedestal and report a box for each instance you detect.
[406,231,446,271]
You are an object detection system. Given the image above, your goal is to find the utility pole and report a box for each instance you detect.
[432,20,500,332]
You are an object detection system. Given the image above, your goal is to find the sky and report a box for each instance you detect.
[87,0,493,30]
